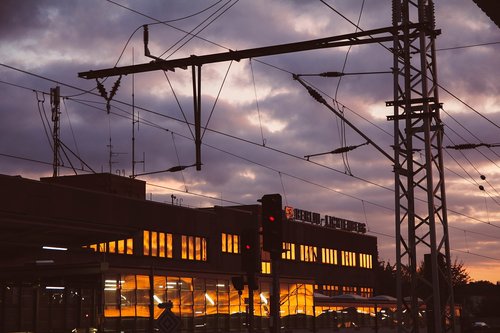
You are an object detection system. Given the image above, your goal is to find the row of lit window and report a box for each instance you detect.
[279,242,371,269]
[181,235,207,261]
[321,248,338,265]
[85,238,133,255]
[359,253,373,268]
[103,274,314,321]
[341,251,356,267]
[143,230,173,258]
[221,233,239,254]
[87,231,206,262]
[313,285,373,298]
[300,245,317,262]
[88,231,369,268]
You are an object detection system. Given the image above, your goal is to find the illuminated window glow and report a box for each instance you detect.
[282,242,295,260]
[144,230,173,258]
[221,233,240,254]
[341,250,356,267]
[261,261,271,274]
[85,238,133,255]
[182,235,207,261]
[359,253,373,269]
[299,244,317,262]
[321,248,337,265]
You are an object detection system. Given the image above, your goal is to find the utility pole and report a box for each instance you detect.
[50,86,60,177]
[389,1,454,332]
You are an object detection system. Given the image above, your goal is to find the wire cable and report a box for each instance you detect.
[158,0,239,59]
[201,60,234,140]
[250,59,266,146]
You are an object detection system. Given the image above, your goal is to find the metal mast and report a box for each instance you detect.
[389,0,454,332]
[50,86,61,177]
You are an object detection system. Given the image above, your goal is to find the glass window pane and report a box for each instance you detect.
[143,230,150,256]
[221,233,227,252]
[136,275,150,318]
[166,233,172,258]
[151,231,158,257]
[181,235,187,259]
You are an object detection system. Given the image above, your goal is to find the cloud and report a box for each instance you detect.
[1,0,499,282]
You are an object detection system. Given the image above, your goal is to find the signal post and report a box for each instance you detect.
[259,194,283,333]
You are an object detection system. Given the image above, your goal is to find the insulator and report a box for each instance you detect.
[427,1,436,30]
[307,87,326,104]
[392,0,402,26]
[479,185,485,191]
[449,143,477,150]
[320,71,343,77]
[332,146,353,154]
[480,175,486,180]
[96,79,108,100]
[109,75,122,100]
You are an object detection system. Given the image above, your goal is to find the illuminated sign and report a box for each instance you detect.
[284,206,366,234]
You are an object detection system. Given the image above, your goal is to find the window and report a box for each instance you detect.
[321,248,337,265]
[320,285,340,296]
[359,253,373,269]
[341,250,356,267]
[342,286,357,295]
[262,261,271,274]
[143,230,173,258]
[360,287,373,297]
[221,233,239,254]
[282,242,295,260]
[182,235,207,261]
[299,245,317,262]
[85,238,133,255]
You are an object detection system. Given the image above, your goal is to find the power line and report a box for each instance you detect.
[2,64,498,231]
[436,41,500,51]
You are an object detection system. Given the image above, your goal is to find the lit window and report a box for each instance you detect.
[341,251,357,267]
[299,245,317,262]
[342,286,357,295]
[143,230,173,258]
[221,233,240,254]
[182,235,207,261]
[282,242,295,260]
[359,253,373,269]
[321,248,337,265]
[262,261,271,274]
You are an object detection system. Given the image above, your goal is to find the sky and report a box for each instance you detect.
[0,0,499,283]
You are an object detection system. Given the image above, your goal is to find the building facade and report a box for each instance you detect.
[0,173,378,333]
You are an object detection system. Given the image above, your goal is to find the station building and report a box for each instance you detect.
[0,173,378,333]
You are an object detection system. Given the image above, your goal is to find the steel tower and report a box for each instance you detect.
[389,0,454,332]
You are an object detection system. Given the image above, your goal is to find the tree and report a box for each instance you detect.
[375,257,471,297]
[374,259,397,296]
[449,258,471,287]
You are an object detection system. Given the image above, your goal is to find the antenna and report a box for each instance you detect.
[107,139,127,174]
[50,86,60,177]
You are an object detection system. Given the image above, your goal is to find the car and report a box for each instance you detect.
[472,321,489,329]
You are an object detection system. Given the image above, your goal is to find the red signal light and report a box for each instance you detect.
[269,216,275,222]
[245,244,251,250]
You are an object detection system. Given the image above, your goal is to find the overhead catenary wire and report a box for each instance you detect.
[1,1,498,228]
[158,0,240,60]
[2,65,498,232]
[110,0,228,67]
[1,2,498,270]
[5,82,498,243]
[250,59,266,146]
[201,60,234,140]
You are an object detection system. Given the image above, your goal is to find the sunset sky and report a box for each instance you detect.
[1,0,499,283]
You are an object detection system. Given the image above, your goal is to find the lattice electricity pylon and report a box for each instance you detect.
[388,1,455,332]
